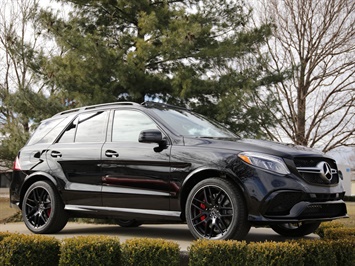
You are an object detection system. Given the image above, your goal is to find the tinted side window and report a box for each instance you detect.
[58,111,108,143]
[75,112,108,142]
[112,110,158,142]
[27,117,66,145]
[58,118,77,143]
[38,116,75,144]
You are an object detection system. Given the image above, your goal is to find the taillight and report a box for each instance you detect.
[13,156,21,171]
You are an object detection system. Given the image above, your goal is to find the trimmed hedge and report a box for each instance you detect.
[189,240,248,266]
[322,227,355,240]
[0,229,354,266]
[294,238,355,266]
[344,195,355,202]
[296,240,336,266]
[0,231,12,241]
[122,238,180,266]
[330,239,355,265]
[189,240,304,266]
[0,234,60,266]
[247,241,304,266]
[315,221,344,238]
[315,221,355,240]
[59,236,121,266]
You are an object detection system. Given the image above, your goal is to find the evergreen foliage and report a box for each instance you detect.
[38,0,279,137]
[1,0,281,165]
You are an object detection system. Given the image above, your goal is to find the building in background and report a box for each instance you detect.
[338,165,355,196]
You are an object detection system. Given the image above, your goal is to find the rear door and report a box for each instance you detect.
[101,109,171,211]
[46,111,109,206]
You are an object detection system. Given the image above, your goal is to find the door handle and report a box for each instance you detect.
[105,150,119,157]
[50,151,62,158]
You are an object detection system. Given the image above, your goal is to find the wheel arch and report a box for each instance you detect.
[179,168,247,221]
[20,172,59,209]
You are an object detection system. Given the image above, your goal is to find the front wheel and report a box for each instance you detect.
[185,178,250,240]
[270,222,321,237]
[22,180,68,234]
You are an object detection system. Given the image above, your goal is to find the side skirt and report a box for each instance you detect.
[65,205,182,221]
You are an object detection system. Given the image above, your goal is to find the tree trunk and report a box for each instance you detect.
[296,85,307,146]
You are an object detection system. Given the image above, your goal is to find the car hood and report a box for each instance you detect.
[183,137,327,159]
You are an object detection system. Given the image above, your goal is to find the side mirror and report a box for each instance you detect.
[139,129,166,145]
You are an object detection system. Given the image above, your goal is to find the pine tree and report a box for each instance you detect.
[39,0,279,137]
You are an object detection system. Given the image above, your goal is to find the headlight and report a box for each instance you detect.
[238,152,290,175]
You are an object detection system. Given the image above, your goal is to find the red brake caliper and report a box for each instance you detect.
[200,202,206,221]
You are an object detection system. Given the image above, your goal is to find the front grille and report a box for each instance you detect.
[294,157,339,185]
[300,173,339,185]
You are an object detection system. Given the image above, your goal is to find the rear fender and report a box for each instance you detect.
[20,172,59,208]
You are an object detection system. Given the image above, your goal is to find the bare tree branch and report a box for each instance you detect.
[255,0,355,152]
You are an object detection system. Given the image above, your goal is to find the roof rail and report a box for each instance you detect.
[84,101,139,110]
[142,101,189,110]
[55,102,140,116]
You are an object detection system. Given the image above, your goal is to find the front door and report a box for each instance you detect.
[101,109,171,211]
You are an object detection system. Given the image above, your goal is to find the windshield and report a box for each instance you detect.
[151,108,237,138]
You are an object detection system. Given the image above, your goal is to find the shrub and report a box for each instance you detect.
[247,241,304,266]
[322,227,355,240]
[0,231,12,241]
[59,236,121,266]
[188,239,248,266]
[315,221,344,238]
[344,195,355,202]
[330,239,355,265]
[296,239,336,266]
[122,238,180,266]
[0,234,60,266]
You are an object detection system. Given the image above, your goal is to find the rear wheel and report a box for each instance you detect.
[185,178,250,240]
[22,180,68,234]
[116,219,142,228]
[270,222,321,237]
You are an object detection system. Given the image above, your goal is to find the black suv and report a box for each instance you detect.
[10,102,347,240]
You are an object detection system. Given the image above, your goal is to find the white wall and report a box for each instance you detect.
[338,164,352,196]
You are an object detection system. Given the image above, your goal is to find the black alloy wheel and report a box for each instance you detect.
[186,178,250,240]
[22,180,68,234]
[270,222,321,237]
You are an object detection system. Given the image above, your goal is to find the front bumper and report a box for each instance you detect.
[239,164,348,224]
[249,197,348,224]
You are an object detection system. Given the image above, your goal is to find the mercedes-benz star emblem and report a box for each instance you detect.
[317,161,333,182]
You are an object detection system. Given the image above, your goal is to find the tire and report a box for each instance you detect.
[270,222,321,237]
[185,178,250,240]
[22,180,68,234]
[116,219,142,228]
